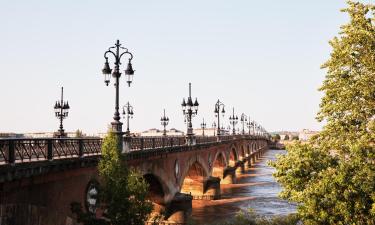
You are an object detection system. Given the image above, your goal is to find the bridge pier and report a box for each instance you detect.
[166,193,192,224]
[203,176,221,199]
[236,160,245,174]
[250,154,256,164]
[246,156,252,168]
[222,166,236,184]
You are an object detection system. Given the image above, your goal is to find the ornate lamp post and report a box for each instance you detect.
[101,40,135,141]
[214,99,225,136]
[246,116,252,135]
[255,123,259,136]
[240,113,247,135]
[160,109,169,136]
[200,118,207,136]
[229,108,238,135]
[181,83,199,137]
[252,120,256,135]
[122,102,134,136]
[212,121,217,136]
[54,87,70,138]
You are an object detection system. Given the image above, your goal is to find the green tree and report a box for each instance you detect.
[317,1,375,155]
[75,129,83,138]
[284,135,289,141]
[72,132,153,225]
[98,132,153,225]
[270,1,375,224]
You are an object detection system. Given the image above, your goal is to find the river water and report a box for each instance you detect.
[191,149,297,224]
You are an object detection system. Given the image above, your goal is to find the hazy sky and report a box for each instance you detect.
[0,0,367,134]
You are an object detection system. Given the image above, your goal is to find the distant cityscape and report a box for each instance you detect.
[270,129,319,142]
[0,128,319,141]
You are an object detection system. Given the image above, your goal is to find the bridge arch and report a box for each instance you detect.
[143,173,165,205]
[240,146,245,160]
[228,147,238,167]
[180,157,209,197]
[211,151,227,180]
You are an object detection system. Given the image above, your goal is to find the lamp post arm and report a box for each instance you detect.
[119,51,133,61]
[104,49,116,60]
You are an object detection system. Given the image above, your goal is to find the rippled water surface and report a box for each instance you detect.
[191,150,296,224]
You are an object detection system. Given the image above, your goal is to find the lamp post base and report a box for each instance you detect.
[54,130,66,138]
[186,135,196,146]
[111,121,124,151]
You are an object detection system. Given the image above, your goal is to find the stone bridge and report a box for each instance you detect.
[0,135,270,225]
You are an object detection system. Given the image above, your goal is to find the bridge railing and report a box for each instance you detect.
[195,136,218,144]
[0,135,269,165]
[130,136,186,150]
[0,138,102,164]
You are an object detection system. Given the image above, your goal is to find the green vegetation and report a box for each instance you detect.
[283,135,289,141]
[75,129,83,137]
[72,132,153,225]
[270,1,375,225]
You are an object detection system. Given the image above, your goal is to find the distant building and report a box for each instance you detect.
[0,133,23,138]
[194,128,214,136]
[298,129,319,141]
[0,132,94,139]
[140,128,184,137]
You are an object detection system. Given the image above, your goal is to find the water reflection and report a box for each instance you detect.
[191,150,296,224]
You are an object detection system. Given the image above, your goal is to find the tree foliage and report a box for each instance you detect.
[317,1,375,154]
[271,1,375,224]
[72,132,153,225]
[98,132,153,225]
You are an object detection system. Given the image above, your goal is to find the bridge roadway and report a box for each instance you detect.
[0,134,270,225]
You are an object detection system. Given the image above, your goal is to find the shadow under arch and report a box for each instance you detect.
[212,152,226,180]
[240,145,245,160]
[143,174,165,205]
[180,161,208,196]
[228,147,238,167]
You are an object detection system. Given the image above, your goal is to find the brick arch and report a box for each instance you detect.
[252,142,257,151]
[135,163,175,203]
[180,158,209,196]
[212,151,228,168]
[143,173,165,205]
[240,145,245,160]
[211,151,227,180]
[228,147,238,167]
